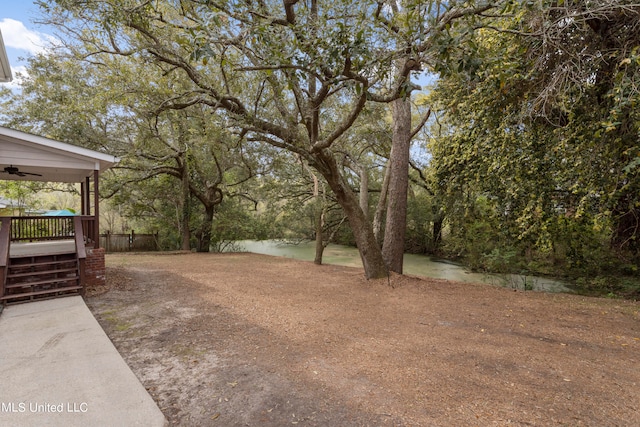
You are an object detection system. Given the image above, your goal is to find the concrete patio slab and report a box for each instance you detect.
[0,296,167,427]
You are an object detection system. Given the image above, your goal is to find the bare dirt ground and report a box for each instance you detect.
[85,252,640,426]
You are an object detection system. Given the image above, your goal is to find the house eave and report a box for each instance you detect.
[0,29,13,83]
[0,126,119,183]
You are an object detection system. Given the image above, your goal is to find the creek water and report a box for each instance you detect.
[234,240,570,293]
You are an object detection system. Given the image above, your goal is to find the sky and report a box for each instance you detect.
[1,1,57,88]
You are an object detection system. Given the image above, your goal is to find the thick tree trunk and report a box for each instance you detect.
[314,150,387,279]
[310,170,325,265]
[180,166,191,251]
[373,160,391,244]
[359,165,369,220]
[197,204,214,252]
[382,95,412,273]
[309,0,324,265]
[314,208,325,264]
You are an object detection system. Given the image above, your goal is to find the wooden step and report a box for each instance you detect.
[2,249,83,305]
[0,286,83,302]
[5,276,80,289]
[7,267,78,279]
[8,258,77,269]
[9,252,77,261]
[9,256,77,267]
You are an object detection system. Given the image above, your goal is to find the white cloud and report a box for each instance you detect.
[6,64,28,88]
[0,18,56,55]
[0,65,27,90]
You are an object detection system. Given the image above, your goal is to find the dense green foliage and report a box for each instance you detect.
[425,0,640,295]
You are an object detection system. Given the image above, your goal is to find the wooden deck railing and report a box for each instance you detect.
[6,216,97,248]
[74,216,87,294]
[10,216,74,241]
[0,217,11,303]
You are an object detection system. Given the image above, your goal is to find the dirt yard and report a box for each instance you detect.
[85,252,640,426]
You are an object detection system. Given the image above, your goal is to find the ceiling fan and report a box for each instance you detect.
[0,165,43,177]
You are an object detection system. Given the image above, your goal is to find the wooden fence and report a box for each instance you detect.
[100,231,159,252]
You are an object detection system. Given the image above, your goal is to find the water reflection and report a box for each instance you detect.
[235,240,570,293]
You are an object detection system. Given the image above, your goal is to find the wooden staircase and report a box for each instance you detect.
[1,252,83,305]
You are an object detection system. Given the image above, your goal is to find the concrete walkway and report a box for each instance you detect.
[0,296,167,427]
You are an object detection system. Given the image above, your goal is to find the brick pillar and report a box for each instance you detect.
[84,247,106,288]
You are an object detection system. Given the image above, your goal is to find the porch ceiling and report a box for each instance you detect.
[0,127,118,183]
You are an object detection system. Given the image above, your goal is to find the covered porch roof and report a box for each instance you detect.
[0,126,118,183]
[0,127,119,251]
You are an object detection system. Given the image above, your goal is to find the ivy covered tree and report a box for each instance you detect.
[427,0,640,275]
